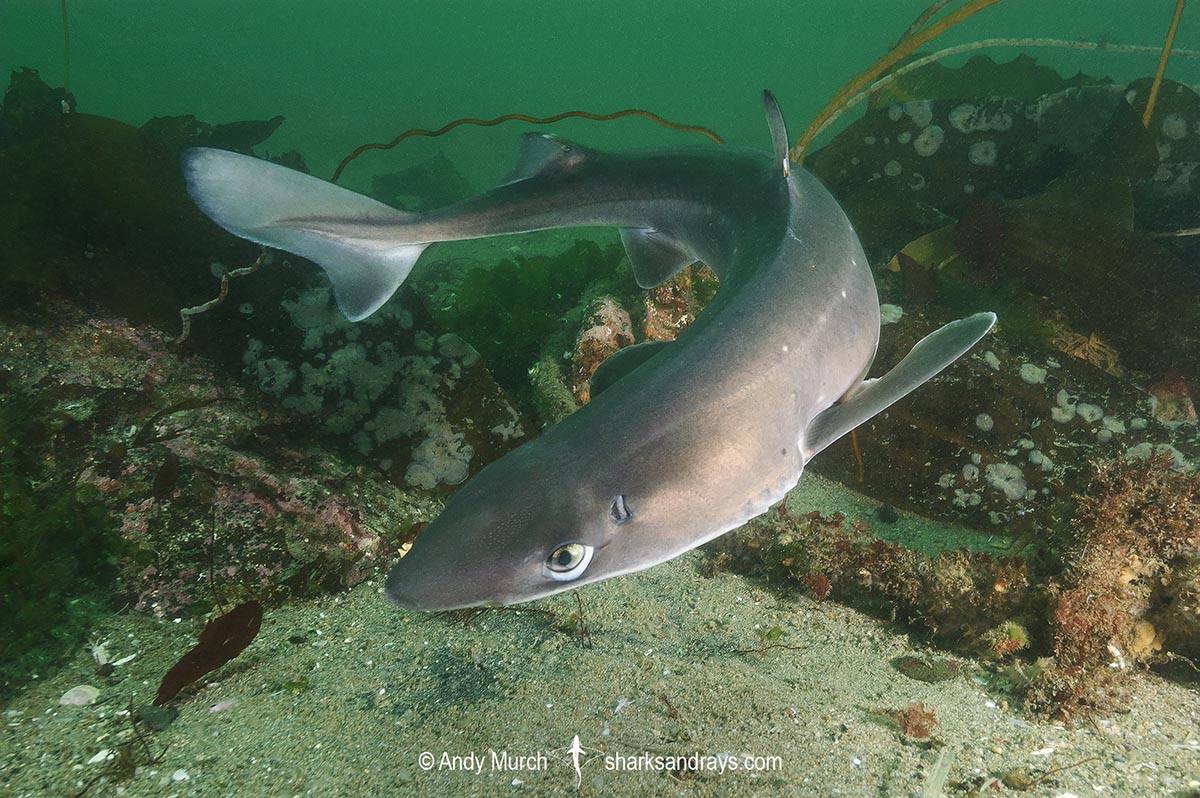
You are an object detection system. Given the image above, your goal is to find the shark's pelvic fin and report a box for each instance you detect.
[620,228,697,288]
[182,147,426,321]
[589,341,669,398]
[762,90,790,177]
[802,312,997,460]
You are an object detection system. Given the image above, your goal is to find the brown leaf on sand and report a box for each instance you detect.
[154,600,263,706]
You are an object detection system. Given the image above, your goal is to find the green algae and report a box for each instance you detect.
[0,384,117,697]
[423,240,634,413]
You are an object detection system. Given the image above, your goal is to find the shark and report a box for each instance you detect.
[182,91,995,611]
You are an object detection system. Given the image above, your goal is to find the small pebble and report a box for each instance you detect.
[172,769,190,782]
[975,413,994,432]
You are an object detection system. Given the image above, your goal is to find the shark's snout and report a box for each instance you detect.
[383,560,436,611]
[384,526,511,611]
[384,549,474,612]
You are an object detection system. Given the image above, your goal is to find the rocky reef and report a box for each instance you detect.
[2,54,1198,720]
[0,300,437,622]
[0,68,530,693]
[707,451,1199,719]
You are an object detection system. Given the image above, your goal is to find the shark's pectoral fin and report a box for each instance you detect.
[620,228,697,288]
[182,148,426,322]
[589,341,669,398]
[802,312,996,460]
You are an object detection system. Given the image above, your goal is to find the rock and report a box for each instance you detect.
[528,354,579,427]
[643,264,718,342]
[0,67,75,146]
[571,296,634,403]
[1151,559,1200,658]
[806,307,1197,543]
[59,685,100,706]
[1148,374,1197,424]
[233,282,529,492]
[140,113,286,155]
[0,298,444,615]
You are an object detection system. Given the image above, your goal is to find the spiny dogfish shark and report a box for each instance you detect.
[183,91,995,611]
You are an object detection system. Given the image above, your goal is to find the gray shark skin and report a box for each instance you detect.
[183,92,995,611]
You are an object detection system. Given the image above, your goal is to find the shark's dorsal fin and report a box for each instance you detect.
[620,228,697,288]
[762,90,790,177]
[590,341,669,398]
[802,312,996,460]
[501,133,583,185]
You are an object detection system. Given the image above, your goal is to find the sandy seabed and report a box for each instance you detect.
[3,473,1199,798]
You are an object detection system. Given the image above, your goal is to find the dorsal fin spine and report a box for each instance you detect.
[762,90,790,177]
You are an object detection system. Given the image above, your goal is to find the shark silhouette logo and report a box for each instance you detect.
[568,736,584,785]
[547,735,605,787]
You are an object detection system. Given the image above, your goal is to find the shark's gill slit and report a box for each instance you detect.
[609,495,632,525]
[544,543,594,581]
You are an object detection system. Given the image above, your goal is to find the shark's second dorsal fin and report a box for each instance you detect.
[802,312,996,460]
[620,228,697,288]
[762,90,790,177]
[501,133,581,185]
[590,341,669,398]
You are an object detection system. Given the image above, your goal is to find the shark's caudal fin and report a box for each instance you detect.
[182,148,427,321]
[802,312,997,460]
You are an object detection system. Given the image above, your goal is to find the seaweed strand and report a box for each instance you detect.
[174,247,269,344]
[899,0,959,46]
[330,109,723,183]
[1142,0,1188,128]
[791,0,1007,165]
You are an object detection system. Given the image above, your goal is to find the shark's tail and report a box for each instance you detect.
[182,147,428,321]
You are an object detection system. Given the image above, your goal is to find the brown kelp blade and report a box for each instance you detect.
[154,600,263,705]
[891,157,1200,382]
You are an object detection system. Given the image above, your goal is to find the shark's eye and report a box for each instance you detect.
[609,494,632,525]
[543,542,594,581]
